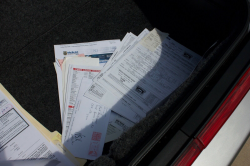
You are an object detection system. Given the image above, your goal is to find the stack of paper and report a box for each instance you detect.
[53,28,202,160]
[0,84,81,166]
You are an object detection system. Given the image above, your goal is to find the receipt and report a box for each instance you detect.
[65,65,133,146]
[62,64,102,142]
[54,40,120,121]
[64,98,110,160]
[63,72,111,160]
[61,57,99,125]
[85,82,144,123]
[85,29,201,121]
[62,65,111,160]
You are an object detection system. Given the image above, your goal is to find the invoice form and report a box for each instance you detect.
[62,64,102,142]
[61,57,99,126]
[64,65,135,146]
[62,66,111,160]
[85,29,201,122]
[54,40,120,121]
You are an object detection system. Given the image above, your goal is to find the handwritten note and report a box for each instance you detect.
[62,65,111,160]
[63,97,111,160]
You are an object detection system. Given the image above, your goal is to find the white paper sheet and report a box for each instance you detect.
[86,29,151,123]
[62,64,102,142]
[54,63,64,123]
[64,64,132,145]
[63,83,111,160]
[85,29,201,122]
[108,111,135,132]
[54,40,120,65]
[104,112,135,142]
[85,82,144,123]
[110,29,149,67]
[94,29,149,83]
[62,57,99,126]
[104,124,123,143]
[0,90,76,166]
[54,40,120,122]
[94,33,131,78]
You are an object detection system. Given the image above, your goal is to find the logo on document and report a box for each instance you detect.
[63,51,79,56]
[135,86,146,95]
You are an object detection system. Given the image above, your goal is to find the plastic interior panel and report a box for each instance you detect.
[181,35,250,137]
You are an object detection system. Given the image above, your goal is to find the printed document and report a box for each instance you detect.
[54,40,120,68]
[104,111,135,143]
[54,40,120,121]
[62,64,102,142]
[94,29,149,83]
[85,29,201,122]
[64,97,110,160]
[62,65,118,159]
[64,64,135,144]
[0,87,76,166]
[62,69,111,160]
[61,57,99,125]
